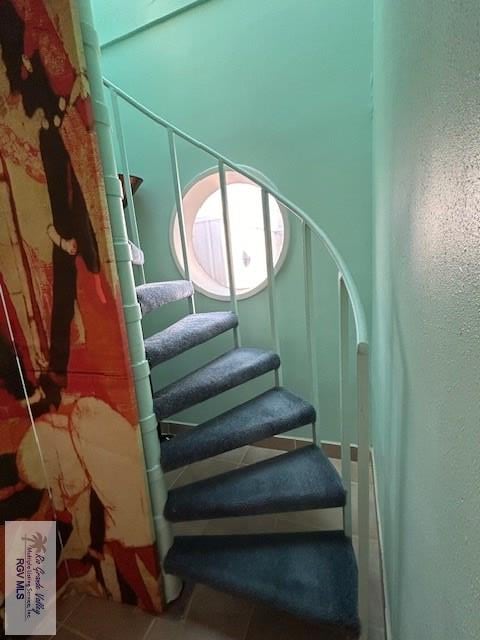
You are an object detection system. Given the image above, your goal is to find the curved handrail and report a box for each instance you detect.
[103,78,368,350]
[104,76,371,629]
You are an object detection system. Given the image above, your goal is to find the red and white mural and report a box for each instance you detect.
[0,0,163,624]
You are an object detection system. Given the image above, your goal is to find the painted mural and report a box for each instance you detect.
[0,0,163,624]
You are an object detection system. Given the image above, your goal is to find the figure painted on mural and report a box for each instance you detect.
[0,145,51,412]
[0,332,33,402]
[0,452,45,522]
[0,270,44,414]
[0,0,162,617]
[17,398,161,611]
[0,0,102,415]
[0,275,51,523]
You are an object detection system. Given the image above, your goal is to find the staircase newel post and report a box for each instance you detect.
[357,345,370,638]
[76,0,182,604]
[219,160,241,347]
[339,276,353,536]
[302,223,320,444]
[168,129,196,314]
[261,188,282,387]
[109,89,146,284]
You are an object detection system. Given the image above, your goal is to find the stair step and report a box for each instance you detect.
[165,531,359,632]
[153,347,280,420]
[145,311,238,368]
[136,280,194,315]
[161,388,315,472]
[165,445,345,521]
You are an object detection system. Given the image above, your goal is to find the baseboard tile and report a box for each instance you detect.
[255,435,296,451]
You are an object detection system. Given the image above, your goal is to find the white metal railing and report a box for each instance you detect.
[218,161,240,347]
[103,77,370,636]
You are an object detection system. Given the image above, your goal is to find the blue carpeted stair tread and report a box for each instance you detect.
[160,387,315,471]
[145,311,238,368]
[165,530,359,633]
[136,280,194,315]
[153,347,280,420]
[165,445,345,521]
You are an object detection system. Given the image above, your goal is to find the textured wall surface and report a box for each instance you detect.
[372,1,480,638]
[94,0,373,441]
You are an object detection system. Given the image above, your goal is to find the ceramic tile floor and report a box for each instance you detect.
[36,445,386,640]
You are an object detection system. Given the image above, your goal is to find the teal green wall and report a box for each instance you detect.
[93,0,206,46]
[94,0,373,441]
[372,1,480,638]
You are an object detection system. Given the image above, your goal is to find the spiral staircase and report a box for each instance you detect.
[134,277,362,638]
[91,73,371,638]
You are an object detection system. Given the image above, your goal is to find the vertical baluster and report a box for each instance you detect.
[109,89,146,284]
[219,161,240,347]
[261,188,282,386]
[168,129,195,314]
[302,223,320,444]
[357,347,370,636]
[339,276,352,536]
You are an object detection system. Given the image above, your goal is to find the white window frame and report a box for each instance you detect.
[169,166,290,301]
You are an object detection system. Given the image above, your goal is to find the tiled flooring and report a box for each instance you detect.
[41,445,386,640]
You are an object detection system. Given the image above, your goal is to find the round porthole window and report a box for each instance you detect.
[171,169,288,300]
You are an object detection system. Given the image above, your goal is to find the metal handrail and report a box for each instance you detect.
[104,76,370,635]
[102,78,368,352]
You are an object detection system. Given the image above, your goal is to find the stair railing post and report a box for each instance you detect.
[357,346,370,637]
[302,223,320,444]
[168,128,195,314]
[339,276,352,536]
[261,188,282,387]
[109,88,146,284]
[218,161,240,347]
